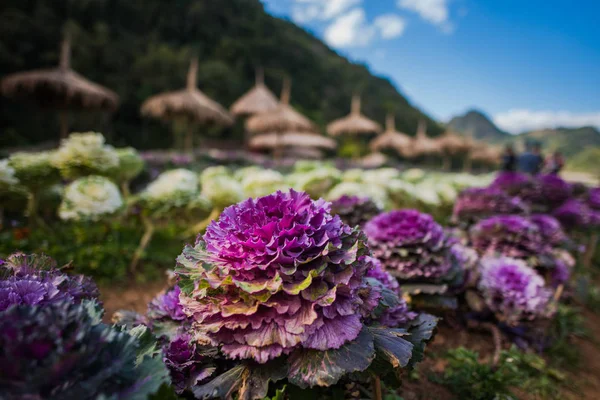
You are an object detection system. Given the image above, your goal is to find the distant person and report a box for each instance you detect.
[545,151,565,175]
[501,144,517,172]
[518,143,544,174]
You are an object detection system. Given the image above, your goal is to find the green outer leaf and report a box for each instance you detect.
[406,313,438,367]
[193,364,246,399]
[238,358,288,400]
[128,325,163,367]
[368,326,413,369]
[287,327,375,389]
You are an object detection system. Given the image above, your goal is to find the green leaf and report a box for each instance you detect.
[405,313,438,367]
[410,294,458,310]
[238,358,288,400]
[193,364,246,399]
[287,327,375,389]
[368,327,413,368]
[129,325,163,367]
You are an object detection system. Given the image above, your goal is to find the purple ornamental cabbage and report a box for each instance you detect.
[478,257,553,325]
[163,334,216,394]
[587,187,600,210]
[148,285,187,321]
[470,215,547,260]
[364,209,456,281]
[529,214,568,247]
[365,257,417,327]
[490,172,536,198]
[331,195,383,228]
[553,199,592,230]
[452,187,529,224]
[0,252,99,311]
[176,190,374,364]
[0,301,168,398]
[527,174,573,212]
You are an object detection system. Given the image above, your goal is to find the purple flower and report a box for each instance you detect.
[478,257,553,325]
[331,195,383,228]
[364,209,456,280]
[529,214,568,247]
[490,172,536,197]
[163,334,216,394]
[525,174,573,212]
[176,190,373,363]
[452,187,529,224]
[553,199,592,230]
[587,187,600,210]
[148,286,187,321]
[470,215,547,260]
[0,253,99,312]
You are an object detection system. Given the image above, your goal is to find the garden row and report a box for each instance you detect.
[1,132,599,399]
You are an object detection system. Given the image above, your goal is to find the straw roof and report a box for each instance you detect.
[283,147,325,160]
[0,36,118,111]
[370,114,414,157]
[412,119,442,156]
[469,142,502,164]
[141,59,233,126]
[249,131,336,151]
[437,130,474,155]
[245,78,315,133]
[230,69,279,117]
[327,95,382,136]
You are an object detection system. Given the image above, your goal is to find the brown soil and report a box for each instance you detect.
[100,284,600,399]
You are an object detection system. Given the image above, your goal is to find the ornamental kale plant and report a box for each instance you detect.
[470,215,548,262]
[529,214,569,248]
[0,302,168,399]
[452,187,529,225]
[331,195,383,228]
[478,257,554,325]
[0,252,99,311]
[0,252,168,399]
[171,190,437,397]
[364,209,462,283]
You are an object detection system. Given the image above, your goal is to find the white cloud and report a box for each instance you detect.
[397,0,449,24]
[324,8,376,47]
[292,0,362,23]
[493,109,600,134]
[374,14,407,39]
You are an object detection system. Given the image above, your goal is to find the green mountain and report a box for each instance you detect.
[446,109,510,143]
[515,126,600,158]
[0,0,441,149]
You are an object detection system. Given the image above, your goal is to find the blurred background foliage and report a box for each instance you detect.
[0,0,442,150]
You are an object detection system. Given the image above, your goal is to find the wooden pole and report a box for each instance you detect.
[59,110,69,139]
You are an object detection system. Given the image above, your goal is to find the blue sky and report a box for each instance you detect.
[261,0,600,133]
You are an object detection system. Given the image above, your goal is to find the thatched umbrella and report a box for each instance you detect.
[141,58,233,153]
[246,78,317,158]
[412,119,442,157]
[249,131,336,157]
[436,130,475,170]
[0,35,119,139]
[230,69,279,117]
[327,95,382,137]
[370,114,414,158]
[466,142,502,171]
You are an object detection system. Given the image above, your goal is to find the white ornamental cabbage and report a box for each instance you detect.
[52,132,119,179]
[59,176,123,221]
[240,169,286,198]
[8,151,60,189]
[142,169,199,205]
[327,181,389,209]
[201,175,244,209]
[0,159,18,188]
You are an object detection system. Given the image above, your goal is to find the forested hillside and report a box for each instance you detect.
[0,0,441,149]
